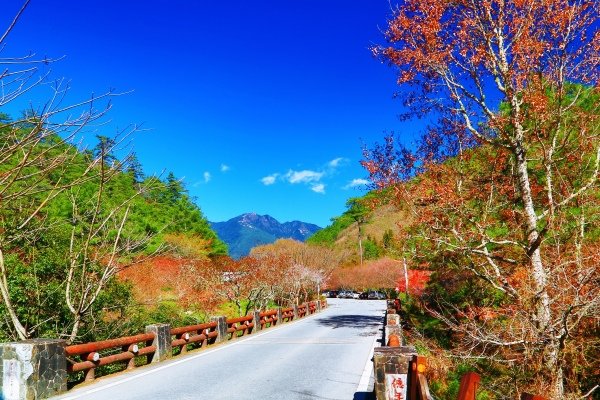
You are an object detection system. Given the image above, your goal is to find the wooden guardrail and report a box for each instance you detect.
[259,309,278,328]
[281,307,295,322]
[63,300,328,385]
[297,304,308,318]
[66,332,156,381]
[226,315,255,339]
[171,321,218,355]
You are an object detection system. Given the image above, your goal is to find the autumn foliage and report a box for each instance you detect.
[327,258,401,291]
[366,0,600,398]
[395,270,431,297]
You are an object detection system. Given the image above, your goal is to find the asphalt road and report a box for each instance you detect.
[52,299,385,400]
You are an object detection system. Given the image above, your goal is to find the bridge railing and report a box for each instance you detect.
[226,315,255,339]
[259,309,279,328]
[297,304,308,317]
[281,307,294,322]
[170,321,218,355]
[65,332,156,382]
[0,299,329,399]
[67,301,327,382]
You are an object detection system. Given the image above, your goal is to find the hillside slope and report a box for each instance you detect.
[307,194,409,265]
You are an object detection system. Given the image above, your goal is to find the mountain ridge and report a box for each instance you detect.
[210,213,321,258]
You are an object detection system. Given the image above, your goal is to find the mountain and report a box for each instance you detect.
[210,213,322,259]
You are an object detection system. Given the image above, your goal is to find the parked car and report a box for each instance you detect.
[351,292,361,299]
[324,290,338,298]
[367,291,386,300]
[359,292,369,299]
[337,290,351,298]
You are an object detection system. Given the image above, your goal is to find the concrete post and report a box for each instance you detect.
[276,307,283,324]
[316,300,321,312]
[252,311,261,332]
[145,323,172,363]
[211,316,228,343]
[293,305,299,320]
[373,346,417,400]
[0,339,67,400]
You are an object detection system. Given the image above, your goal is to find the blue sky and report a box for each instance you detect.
[2,1,422,227]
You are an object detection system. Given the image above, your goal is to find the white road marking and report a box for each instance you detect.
[356,334,378,394]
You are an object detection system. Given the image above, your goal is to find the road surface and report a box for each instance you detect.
[52,298,385,400]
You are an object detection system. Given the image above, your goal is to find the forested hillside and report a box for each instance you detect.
[0,113,225,343]
[307,191,408,265]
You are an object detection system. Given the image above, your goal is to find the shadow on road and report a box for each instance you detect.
[317,315,384,329]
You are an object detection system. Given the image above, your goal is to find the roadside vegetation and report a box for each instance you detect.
[355,1,600,398]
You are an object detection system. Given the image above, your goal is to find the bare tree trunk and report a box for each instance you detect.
[68,314,82,344]
[358,225,363,267]
[513,130,559,396]
[0,249,28,340]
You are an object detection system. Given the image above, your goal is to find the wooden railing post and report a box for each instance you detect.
[409,355,427,400]
[457,372,480,400]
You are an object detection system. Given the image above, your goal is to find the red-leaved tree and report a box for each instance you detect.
[365,1,599,397]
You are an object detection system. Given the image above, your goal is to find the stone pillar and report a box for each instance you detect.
[387,313,400,325]
[385,314,403,346]
[0,339,67,400]
[276,307,283,325]
[293,304,299,320]
[145,323,172,363]
[211,316,228,343]
[316,300,321,312]
[373,346,417,400]
[252,311,261,332]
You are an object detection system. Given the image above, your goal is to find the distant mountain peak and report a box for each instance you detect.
[210,213,321,259]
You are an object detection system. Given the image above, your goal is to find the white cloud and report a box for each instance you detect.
[328,157,347,168]
[203,171,211,183]
[311,183,326,194]
[285,169,323,184]
[344,178,370,189]
[261,174,278,186]
[220,164,230,172]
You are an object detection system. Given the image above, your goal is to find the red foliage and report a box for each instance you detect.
[327,258,401,291]
[118,256,217,310]
[396,270,432,297]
